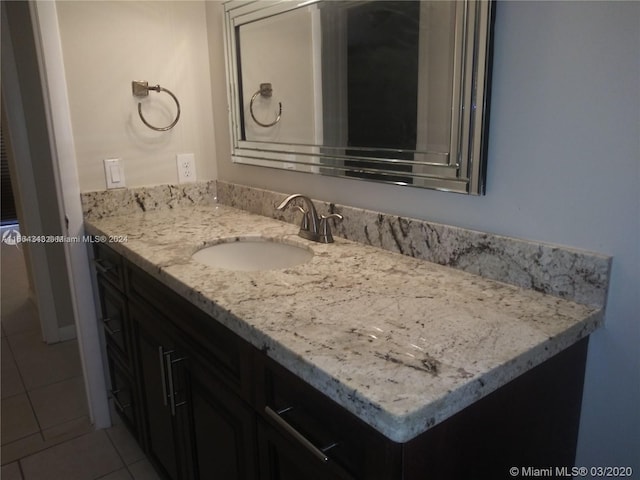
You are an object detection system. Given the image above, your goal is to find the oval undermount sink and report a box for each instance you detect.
[192,237,313,271]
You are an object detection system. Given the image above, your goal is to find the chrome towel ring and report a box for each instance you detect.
[132,80,181,131]
[249,83,282,128]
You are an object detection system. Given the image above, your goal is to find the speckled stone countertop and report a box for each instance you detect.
[85,204,604,443]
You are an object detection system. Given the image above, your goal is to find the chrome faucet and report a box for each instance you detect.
[277,194,342,243]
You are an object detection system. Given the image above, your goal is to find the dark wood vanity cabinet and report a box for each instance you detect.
[94,243,257,480]
[93,243,589,480]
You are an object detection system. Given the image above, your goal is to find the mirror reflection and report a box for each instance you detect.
[225,0,494,194]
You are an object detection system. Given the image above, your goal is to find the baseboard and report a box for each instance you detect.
[58,324,77,342]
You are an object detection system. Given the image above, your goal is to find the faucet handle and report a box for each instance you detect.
[294,205,310,231]
[319,214,343,243]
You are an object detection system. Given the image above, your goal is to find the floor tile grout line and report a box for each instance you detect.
[1,249,33,475]
[1,416,95,466]
[6,329,85,394]
[11,429,122,480]
[103,424,134,479]
[39,413,94,440]
[2,294,91,464]
[24,372,86,395]
[103,419,156,479]
[1,332,47,445]
[94,469,131,480]
[17,458,26,480]
[2,245,96,476]
[1,372,90,449]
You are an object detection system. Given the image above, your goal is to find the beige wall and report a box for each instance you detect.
[57,0,217,192]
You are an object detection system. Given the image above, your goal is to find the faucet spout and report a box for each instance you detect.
[277,194,321,242]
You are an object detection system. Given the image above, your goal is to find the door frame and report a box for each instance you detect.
[1,0,110,429]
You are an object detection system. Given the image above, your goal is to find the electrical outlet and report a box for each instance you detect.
[177,153,196,184]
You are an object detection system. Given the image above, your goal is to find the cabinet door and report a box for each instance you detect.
[126,261,259,480]
[188,361,257,480]
[132,302,190,480]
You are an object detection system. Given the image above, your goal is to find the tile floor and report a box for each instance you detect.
[1,236,160,480]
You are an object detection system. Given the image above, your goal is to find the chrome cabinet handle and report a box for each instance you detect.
[94,258,114,274]
[158,346,170,407]
[165,352,176,415]
[167,355,186,416]
[159,347,186,416]
[265,406,336,463]
[101,317,121,336]
[110,389,131,411]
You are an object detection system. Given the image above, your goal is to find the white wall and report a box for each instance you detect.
[210,1,640,467]
[57,0,216,192]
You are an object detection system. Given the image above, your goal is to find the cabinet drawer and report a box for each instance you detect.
[93,242,124,290]
[126,262,252,402]
[258,357,400,480]
[107,347,139,437]
[258,417,354,480]
[97,278,131,366]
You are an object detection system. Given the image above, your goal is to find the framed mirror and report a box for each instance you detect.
[223,1,495,194]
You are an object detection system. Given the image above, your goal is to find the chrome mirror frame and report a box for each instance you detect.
[223,1,495,195]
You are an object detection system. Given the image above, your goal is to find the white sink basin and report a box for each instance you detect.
[192,237,313,271]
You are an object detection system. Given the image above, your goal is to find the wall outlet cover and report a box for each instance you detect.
[177,153,197,184]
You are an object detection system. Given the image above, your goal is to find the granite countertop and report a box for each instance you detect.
[85,203,603,443]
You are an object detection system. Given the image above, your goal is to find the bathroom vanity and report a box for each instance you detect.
[85,195,608,480]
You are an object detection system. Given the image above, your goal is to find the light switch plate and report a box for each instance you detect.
[177,153,196,184]
[104,158,125,189]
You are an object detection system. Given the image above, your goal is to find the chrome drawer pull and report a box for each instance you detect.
[94,258,114,274]
[110,389,131,411]
[321,442,340,453]
[265,406,330,463]
[158,346,170,407]
[101,317,121,336]
[166,354,186,416]
[165,352,176,415]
